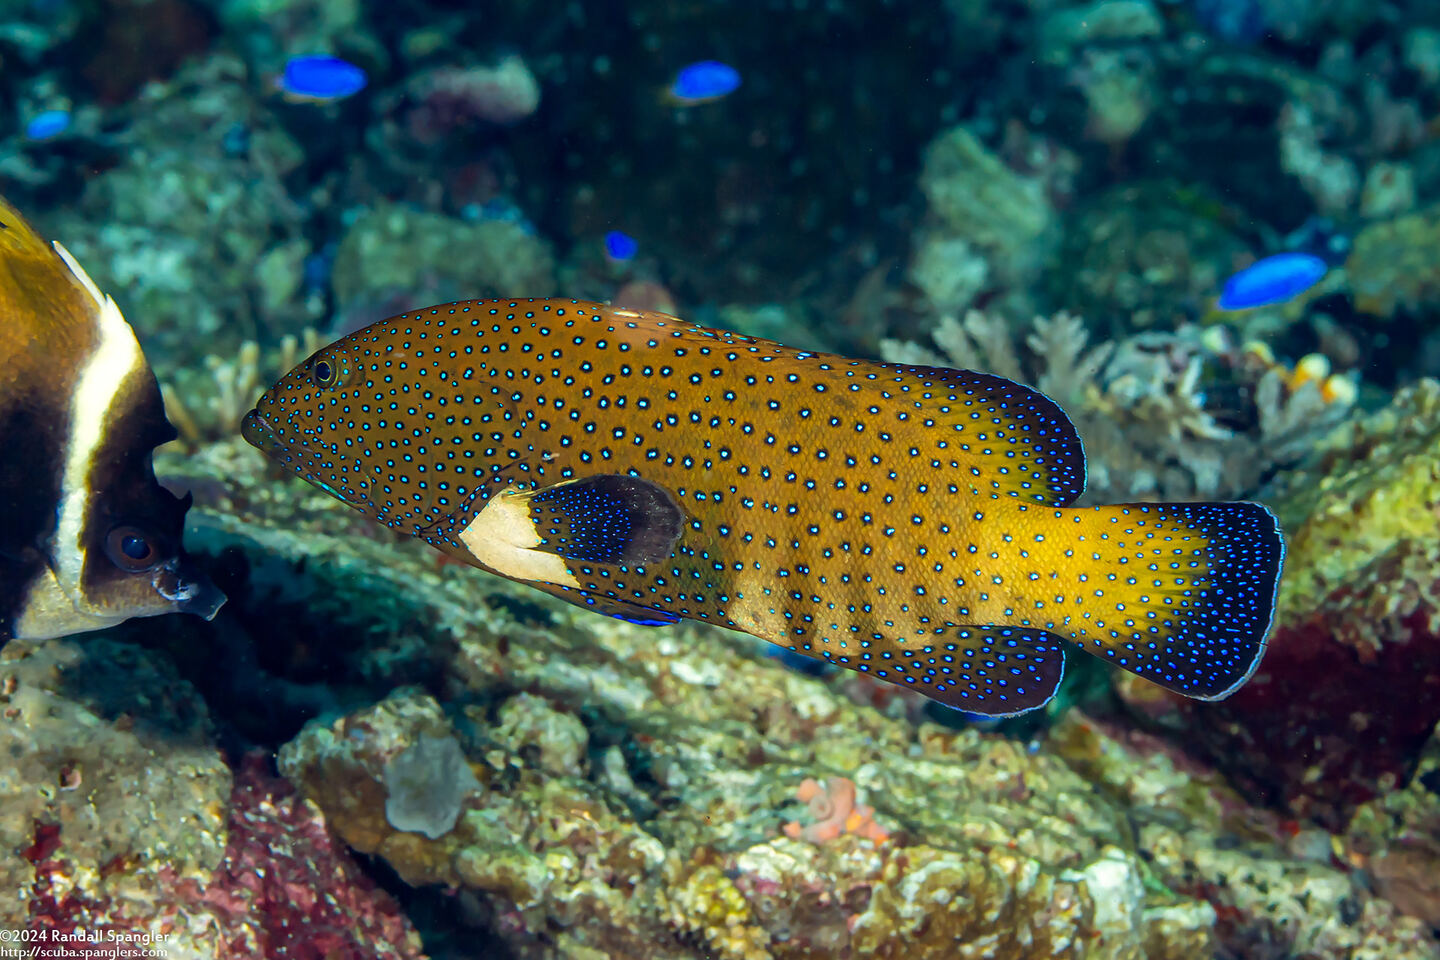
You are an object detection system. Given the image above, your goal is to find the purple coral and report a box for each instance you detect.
[402,57,541,143]
[27,753,426,959]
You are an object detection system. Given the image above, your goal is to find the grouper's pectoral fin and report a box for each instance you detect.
[837,625,1067,717]
[436,472,684,588]
[428,472,686,627]
[525,473,685,566]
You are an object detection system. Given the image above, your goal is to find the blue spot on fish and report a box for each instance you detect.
[25,110,70,141]
[280,56,368,102]
[1218,253,1327,310]
[604,231,638,261]
[670,61,741,103]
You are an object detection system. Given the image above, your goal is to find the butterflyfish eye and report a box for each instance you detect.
[314,359,335,386]
[105,525,158,571]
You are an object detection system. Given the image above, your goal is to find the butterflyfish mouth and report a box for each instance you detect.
[171,569,227,621]
[240,407,274,450]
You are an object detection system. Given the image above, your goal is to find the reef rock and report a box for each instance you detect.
[1175,379,1440,826]
[156,436,1440,959]
[3,634,423,957]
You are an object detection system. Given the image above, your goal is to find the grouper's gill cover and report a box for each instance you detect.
[243,298,1284,716]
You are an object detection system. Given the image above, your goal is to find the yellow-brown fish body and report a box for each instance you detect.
[244,298,1283,715]
[0,197,224,643]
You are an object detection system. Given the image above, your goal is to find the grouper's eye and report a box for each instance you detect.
[105,525,161,572]
[313,359,337,387]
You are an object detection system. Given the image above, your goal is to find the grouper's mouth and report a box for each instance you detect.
[240,407,277,452]
[241,407,373,513]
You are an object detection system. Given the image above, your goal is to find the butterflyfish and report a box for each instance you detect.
[0,196,224,645]
[243,299,1283,716]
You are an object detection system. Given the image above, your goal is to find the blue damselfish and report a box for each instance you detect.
[280,56,368,101]
[604,231,639,261]
[670,61,741,103]
[1218,253,1327,310]
[25,110,70,141]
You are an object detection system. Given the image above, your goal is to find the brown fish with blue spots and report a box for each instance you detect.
[243,298,1283,715]
[0,196,224,645]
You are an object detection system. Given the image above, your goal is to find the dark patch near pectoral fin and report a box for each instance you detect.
[848,625,1067,717]
[528,580,681,627]
[529,474,683,566]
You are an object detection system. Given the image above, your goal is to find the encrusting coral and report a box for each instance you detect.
[782,777,891,845]
[148,436,1438,960]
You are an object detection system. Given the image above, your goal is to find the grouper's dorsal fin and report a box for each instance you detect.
[871,363,1087,507]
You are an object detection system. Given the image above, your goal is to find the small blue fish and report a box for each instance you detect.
[1218,253,1327,310]
[279,56,367,102]
[604,230,638,261]
[669,61,741,104]
[25,110,70,141]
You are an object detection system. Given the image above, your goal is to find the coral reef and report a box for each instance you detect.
[782,777,890,845]
[29,753,427,959]
[1045,183,1250,334]
[330,201,557,322]
[4,635,423,958]
[1052,714,1438,959]
[911,126,1055,318]
[0,636,230,933]
[1172,379,1440,825]
[1345,721,1440,930]
[9,0,1440,952]
[1347,204,1440,319]
[143,439,1440,959]
[399,57,543,140]
[161,329,325,446]
[44,55,318,370]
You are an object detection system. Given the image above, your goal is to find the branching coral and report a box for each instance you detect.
[161,328,324,446]
[881,311,1354,502]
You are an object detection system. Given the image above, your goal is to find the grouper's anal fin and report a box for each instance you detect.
[807,624,1067,717]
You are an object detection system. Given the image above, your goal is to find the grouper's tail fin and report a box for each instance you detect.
[1055,500,1284,700]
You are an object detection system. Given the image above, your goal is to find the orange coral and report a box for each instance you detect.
[783,777,890,845]
[1241,341,1356,405]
